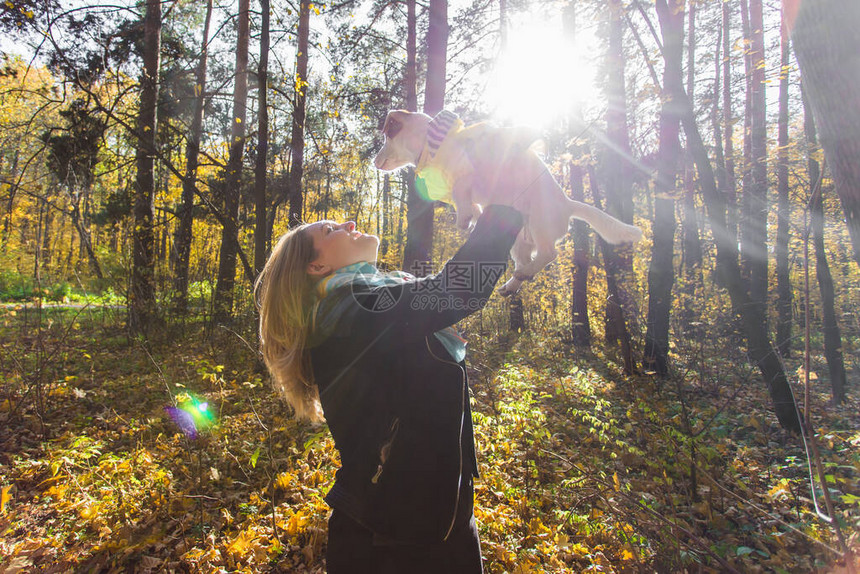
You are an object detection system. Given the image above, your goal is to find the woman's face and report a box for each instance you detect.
[306,220,380,278]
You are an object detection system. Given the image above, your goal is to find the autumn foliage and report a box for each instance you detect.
[1,0,860,571]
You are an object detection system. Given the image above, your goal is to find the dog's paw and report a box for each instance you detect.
[497,278,523,297]
[497,285,516,297]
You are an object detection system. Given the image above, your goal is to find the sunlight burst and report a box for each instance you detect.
[485,14,601,129]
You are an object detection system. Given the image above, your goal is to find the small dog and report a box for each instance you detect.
[373,109,643,295]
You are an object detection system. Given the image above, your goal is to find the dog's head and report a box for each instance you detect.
[373,110,432,171]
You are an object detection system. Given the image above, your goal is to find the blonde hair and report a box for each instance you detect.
[254,223,325,422]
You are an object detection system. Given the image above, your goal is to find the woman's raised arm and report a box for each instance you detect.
[311,204,524,349]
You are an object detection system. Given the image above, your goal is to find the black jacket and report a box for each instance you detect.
[308,204,524,544]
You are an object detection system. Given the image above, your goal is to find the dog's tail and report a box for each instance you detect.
[565,198,643,244]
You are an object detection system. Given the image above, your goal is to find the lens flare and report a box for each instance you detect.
[165,395,215,439]
[415,167,451,201]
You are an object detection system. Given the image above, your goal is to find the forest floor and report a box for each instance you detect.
[0,305,858,573]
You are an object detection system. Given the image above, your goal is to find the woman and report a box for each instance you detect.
[255,203,524,573]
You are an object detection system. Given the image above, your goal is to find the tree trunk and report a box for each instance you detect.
[681,0,705,334]
[509,293,525,332]
[739,0,753,283]
[397,175,406,248]
[380,173,390,257]
[254,0,270,278]
[401,0,428,274]
[159,207,167,263]
[564,4,589,348]
[677,76,801,433]
[748,0,768,309]
[213,0,250,323]
[775,21,792,357]
[570,160,591,348]
[34,202,43,285]
[606,0,634,227]
[406,0,417,109]
[803,86,847,404]
[130,0,161,335]
[722,0,738,244]
[499,0,507,47]
[786,0,860,269]
[644,0,683,377]
[2,150,19,249]
[504,0,524,326]
[173,0,213,313]
[589,167,634,375]
[424,0,447,117]
[603,0,635,345]
[403,0,445,274]
[682,1,701,274]
[67,190,103,280]
[287,0,311,228]
[42,203,52,268]
[712,14,726,213]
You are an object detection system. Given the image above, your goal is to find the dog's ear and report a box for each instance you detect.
[383,117,403,139]
[381,109,412,139]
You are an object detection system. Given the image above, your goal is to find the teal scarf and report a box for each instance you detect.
[315,261,466,362]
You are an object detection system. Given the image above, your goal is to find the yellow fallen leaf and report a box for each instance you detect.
[621,548,635,560]
[275,472,294,490]
[1,485,11,514]
[226,528,255,556]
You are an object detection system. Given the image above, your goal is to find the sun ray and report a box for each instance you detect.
[485,11,601,129]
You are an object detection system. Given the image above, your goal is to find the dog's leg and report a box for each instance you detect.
[499,170,574,294]
[452,177,482,231]
[498,231,535,296]
[515,243,558,280]
[452,177,472,230]
[499,241,559,297]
